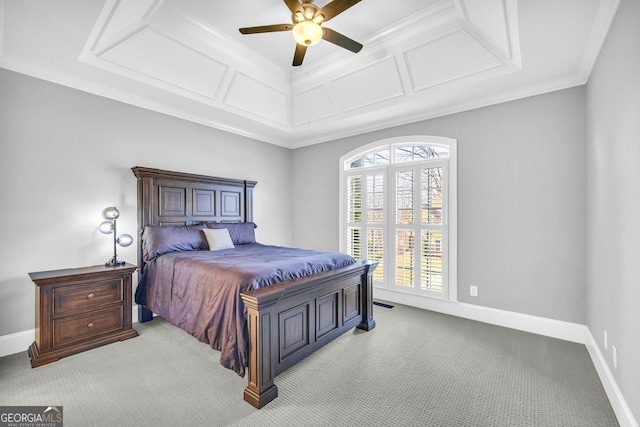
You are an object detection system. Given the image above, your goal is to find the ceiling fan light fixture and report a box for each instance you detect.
[240,0,363,66]
[292,20,323,46]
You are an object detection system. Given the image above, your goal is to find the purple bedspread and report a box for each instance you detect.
[139,244,355,376]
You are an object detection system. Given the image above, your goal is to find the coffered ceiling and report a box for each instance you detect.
[0,0,620,148]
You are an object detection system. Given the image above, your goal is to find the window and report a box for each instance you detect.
[340,136,457,300]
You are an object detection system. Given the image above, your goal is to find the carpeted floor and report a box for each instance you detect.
[0,303,619,426]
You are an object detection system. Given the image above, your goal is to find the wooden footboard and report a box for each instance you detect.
[241,260,377,409]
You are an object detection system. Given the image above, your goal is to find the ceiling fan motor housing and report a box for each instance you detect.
[292,3,319,23]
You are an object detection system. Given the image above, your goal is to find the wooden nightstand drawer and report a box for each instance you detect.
[28,264,138,368]
[53,306,124,347]
[54,279,123,316]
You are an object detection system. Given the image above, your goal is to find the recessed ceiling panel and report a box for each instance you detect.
[405,28,502,91]
[332,57,404,112]
[0,0,619,147]
[224,72,289,125]
[462,0,512,58]
[100,0,157,43]
[102,27,226,101]
[293,85,336,126]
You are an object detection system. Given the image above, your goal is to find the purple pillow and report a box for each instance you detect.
[142,224,207,261]
[206,222,257,245]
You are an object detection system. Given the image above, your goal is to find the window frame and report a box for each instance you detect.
[339,136,458,301]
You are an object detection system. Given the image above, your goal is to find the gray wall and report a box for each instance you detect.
[586,0,640,420]
[292,87,587,324]
[0,69,293,336]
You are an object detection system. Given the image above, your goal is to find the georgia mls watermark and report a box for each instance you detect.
[0,406,63,427]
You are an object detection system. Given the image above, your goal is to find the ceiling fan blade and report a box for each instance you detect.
[317,0,361,22]
[293,43,308,66]
[239,24,293,34]
[322,27,363,53]
[283,0,303,15]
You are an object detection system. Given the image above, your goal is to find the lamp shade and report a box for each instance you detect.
[99,206,129,267]
[99,220,114,234]
[292,20,323,46]
[117,234,133,247]
[102,206,120,220]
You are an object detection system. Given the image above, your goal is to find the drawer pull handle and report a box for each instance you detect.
[87,293,95,299]
[87,322,95,328]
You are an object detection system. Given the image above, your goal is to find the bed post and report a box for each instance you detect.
[358,261,377,331]
[241,293,279,409]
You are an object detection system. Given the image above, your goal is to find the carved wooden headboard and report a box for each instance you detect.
[131,166,257,269]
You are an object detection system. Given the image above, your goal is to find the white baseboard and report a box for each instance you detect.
[585,330,639,427]
[0,305,145,358]
[2,298,637,426]
[374,288,587,343]
[0,329,35,358]
[0,298,587,355]
[374,289,638,427]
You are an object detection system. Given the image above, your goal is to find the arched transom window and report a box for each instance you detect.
[340,136,457,300]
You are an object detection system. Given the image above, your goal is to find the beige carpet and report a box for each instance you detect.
[0,302,618,426]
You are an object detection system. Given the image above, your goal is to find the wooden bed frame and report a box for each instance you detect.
[131,167,376,408]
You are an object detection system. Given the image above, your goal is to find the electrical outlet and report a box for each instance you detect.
[612,346,617,369]
[470,285,478,297]
[604,331,608,350]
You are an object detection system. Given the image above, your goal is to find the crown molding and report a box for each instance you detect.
[288,72,588,149]
[0,55,292,148]
[577,0,621,81]
[0,0,620,151]
[0,49,588,152]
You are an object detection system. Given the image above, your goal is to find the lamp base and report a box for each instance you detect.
[105,258,125,267]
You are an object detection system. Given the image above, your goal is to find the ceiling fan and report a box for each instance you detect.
[239,0,363,66]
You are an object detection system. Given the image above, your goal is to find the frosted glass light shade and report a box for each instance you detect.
[99,206,130,267]
[117,234,133,247]
[292,21,322,46]
[99,220,114,234]
[102,207,120,220]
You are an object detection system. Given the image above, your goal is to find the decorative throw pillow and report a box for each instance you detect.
[202,228,235,251]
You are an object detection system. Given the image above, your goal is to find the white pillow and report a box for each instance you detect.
[202,228,235,251]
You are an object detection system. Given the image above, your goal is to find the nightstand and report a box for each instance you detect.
[27,263,138,368]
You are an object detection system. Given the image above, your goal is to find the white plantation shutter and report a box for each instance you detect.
[367,228,384,282]
[345,170,386,284]
[395,229,414,287]
[341,138,454,300]
[367,174,384,224]
[419,166,445,293]
[347,227,362,261]
[421,167,443,225]
[347,176,362,224]
[394,168,415,288]
[395,170,414,225]
[421,230,443,292]
[391,162,446,297]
